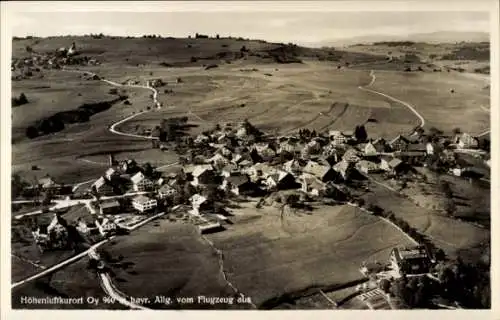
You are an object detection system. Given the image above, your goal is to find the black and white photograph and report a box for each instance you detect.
[1,0,498,315]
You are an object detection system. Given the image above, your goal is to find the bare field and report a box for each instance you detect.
[100,203,414,307]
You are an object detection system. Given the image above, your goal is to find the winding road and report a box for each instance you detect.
[358,70,426,128]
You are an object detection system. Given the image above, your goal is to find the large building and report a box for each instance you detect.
[389,246,432,278]
[132,195,157,213]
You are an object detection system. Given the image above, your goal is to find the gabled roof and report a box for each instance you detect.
[300,173,326,191]
[39,175,56,187]
[131,171,148,184]
[333,160,350,173]
[105,168,117,176]
[388,158,403,168]
[159,184,177,193]
[100,200,120,209]
[356,160,379,170]
[389,135,410,146]
[133,195,153,204]
[192,164,214,177]
[407,143,427,152]
[226,174,250,187]
[304,161,331,178]
[93,176,110,189]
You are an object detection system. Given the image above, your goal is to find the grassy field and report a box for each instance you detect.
[361,182,489,261]
[367,70,489,134]
[98,203,414,308]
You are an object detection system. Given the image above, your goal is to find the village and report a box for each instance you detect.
[12,97,490,309]
[8,33,491,310]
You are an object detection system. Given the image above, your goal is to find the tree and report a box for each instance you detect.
[26,45,33,53]
[452,127,461,135]
[216,34,220,39]
[379,279,391,293]
[354,125,368,142]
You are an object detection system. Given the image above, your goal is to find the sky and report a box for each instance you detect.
[9,9,490,46]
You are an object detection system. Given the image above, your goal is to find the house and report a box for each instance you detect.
[158,184,178,199]
[38,175,57,190]
[217,133,235,146]
[105,167,119,181]
[216,146,234,158]
[206,153,230,167]
[305,140,322,155]
[456,133,479,149]
[91,176,114,195]
[356,160,380,174]
[131,172,154,192]
[231,152,253,166]
[245,163,276,181]
[396,144,427,165]
[221,163,239,177]
[380,156,405,174]
[191,164,216,186]
[222,174,257,195]
[364,138,387,156]
[332,160,355,180]
[95,217,118,236]
[253,143,276,160]
[264,170,297,190]
[389,246,432,278]
[299,173,327,197]
[32,214,69,252]
[99,200,121,215]
[303,161,338,182]
[389,135,410,151]
[76,217,99,236]
[278,140,302,154]
[132,195,157,213]
[322,142,339,160]
[190,194,212,215]
[194,133,210,145]
[342,148,361,163]
[329,130,348,145]
[121,159,138,174]
[283,159,303,174]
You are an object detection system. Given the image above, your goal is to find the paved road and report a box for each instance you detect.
[11,238,112,289]
[358,70,426,128]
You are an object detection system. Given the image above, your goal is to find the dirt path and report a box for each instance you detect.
[358,70,426,129]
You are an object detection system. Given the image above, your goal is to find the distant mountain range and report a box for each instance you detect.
[302,31,490,48]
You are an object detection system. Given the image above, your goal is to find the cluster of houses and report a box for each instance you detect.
[11,41,100,81]
[27,118,489,251]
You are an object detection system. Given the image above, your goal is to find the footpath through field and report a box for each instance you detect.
[358,70,426,129]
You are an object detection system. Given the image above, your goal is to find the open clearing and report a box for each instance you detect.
[99,203,414,307]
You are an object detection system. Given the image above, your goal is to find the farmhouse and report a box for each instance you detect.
[105,167,119,181]
[329,130,348,145]
[206,153,230,167]
[131,172,154,192]
[222,174,257,195]
[191,164,216,186]
[32,214,69,252]
[332,160,355,180]
[158,184,178,199]
[342,147,361,163]
[380,156,405,174]
[456,133,479,149]
[221,163,239,177]
[76,217,99,236]
[252,142,276,159]
[283,159,303,174]
[356,160,380,174]
[91,176,114,195]
[264,170,297,190]
[99,200,121,215]
[245,163,276,180]
[389,246,432,278]
[303,160,338,182]
[299,173,327,197]
[38,175,58,190]
[95,217,118,236]
[389,135,410,151]
[190,194,212,215]
[132,195,157,213]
